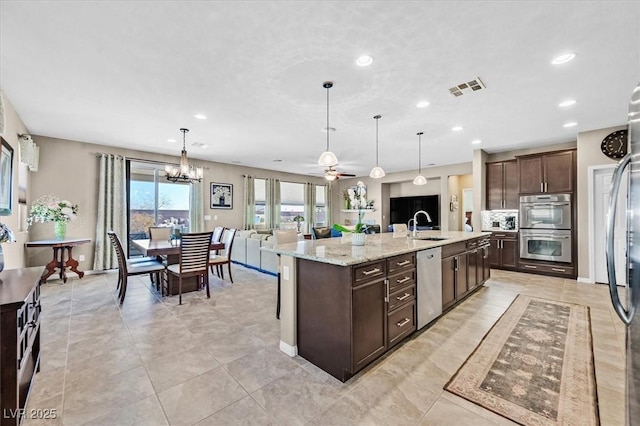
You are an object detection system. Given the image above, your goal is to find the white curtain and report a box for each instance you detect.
[243,175,255,230]
[93,154,127,270]
[304,183,316,234]
[266,178,280,230]
[325,183,333,226]
[189,180,204,232]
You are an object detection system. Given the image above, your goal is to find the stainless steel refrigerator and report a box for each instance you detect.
[607,81,640,425]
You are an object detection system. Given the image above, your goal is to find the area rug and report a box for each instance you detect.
[444,295,599,426]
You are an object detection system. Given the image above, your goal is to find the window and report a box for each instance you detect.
[128,161,191,255]
[254,178,266,229]
[315,185,327,226]
[280,181,304,231]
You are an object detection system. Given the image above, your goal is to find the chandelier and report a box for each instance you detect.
[165,128,203,183]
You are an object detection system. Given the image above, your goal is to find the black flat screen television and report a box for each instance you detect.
[390,195,440,228]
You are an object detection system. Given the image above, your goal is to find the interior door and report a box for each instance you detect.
[594,167,628,284]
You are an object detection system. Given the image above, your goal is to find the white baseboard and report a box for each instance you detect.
[279,340,297,357]
[577,276,595,284]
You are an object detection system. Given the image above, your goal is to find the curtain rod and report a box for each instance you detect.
[92,153,209,169]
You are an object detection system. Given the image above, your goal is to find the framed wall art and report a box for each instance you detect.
[0,138,14,216]
[210,182,233,209]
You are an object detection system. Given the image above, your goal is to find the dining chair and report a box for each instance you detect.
[166,231,214,305]
[107,231,166,304]
[312,226,332,239]
[273,229,298,319]
[210,226,225,256]
[392,223,408,234]
[149,226,172,242]
[208,228,237,283]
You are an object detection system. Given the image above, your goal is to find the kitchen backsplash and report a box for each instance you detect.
[481,210,519,230]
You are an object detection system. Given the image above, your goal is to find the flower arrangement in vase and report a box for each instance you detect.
[27,195,78,239]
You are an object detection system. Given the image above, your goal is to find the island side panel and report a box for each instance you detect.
[297,258,352,381]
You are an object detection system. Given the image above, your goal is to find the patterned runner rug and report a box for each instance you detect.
[444,295,599,425]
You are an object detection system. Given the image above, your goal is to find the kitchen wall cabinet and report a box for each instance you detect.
[489,232,518,270]
[517,149,575,195]
[486,160,519,209]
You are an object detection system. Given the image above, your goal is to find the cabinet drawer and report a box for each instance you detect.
[387,253,416,274]
[491,232,518,241]
[442,241,467,258]
[519,261,575,277]
[388,301,416,348]
[388,284,415,312]
[353,261,386,285]
[388,268,416,293]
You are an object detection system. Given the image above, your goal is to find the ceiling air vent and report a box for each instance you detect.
[449,77,486,97]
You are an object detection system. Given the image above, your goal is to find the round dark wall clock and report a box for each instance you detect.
[601,129,628,159]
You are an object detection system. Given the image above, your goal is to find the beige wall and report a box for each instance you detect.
[0,93,31,269]
[576,125,626,281]
[26,135,327,269]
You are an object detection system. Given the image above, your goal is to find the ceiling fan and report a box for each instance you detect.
[324,165,355,181]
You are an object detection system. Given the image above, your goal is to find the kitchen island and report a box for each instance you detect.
[263,230,491,381]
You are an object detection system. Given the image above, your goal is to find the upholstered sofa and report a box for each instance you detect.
[230,230,278,275]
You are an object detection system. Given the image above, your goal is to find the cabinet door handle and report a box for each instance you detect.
[396,260,411,267]
[396,276,412,284]
[523,265,537,269]
[396,292,411,301]
[494,234,506,237]
[454,256,458,271]
[396,318,411,327]
[384,279,389,303]
[545,182,548,192]
[362,267,381,276]
[540,182,544,192]
[551,268,566,272]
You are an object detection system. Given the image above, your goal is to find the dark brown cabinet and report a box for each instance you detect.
[297,253,416,382]
[486,160,518,209]
[518,150,575,194]
[1,268,43,426]
[441,237,489,312]
[489,232,518,270]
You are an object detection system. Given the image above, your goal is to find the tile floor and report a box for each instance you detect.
[23,266,626,425]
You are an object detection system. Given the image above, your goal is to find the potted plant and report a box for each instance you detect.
[332,210,366,245]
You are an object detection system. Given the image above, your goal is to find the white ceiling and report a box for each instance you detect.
[1,1,639,178]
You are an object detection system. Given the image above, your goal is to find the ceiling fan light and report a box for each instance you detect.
[324,172,338,181]
[413,174,427,185]
[369,166,385,179]
[318,150,338,167]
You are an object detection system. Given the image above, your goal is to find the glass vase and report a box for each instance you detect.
[54,221,66,240]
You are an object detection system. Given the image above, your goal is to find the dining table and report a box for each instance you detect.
[130,239,225,295]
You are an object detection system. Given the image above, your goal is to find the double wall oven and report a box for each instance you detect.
[519,194,572,263]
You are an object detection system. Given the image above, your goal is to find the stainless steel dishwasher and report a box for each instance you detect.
[416,247,442,329]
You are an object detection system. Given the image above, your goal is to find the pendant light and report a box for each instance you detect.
[318,81,339,167]
[165,128,204,183]
[413,132,427,185]
[369,115,385,178]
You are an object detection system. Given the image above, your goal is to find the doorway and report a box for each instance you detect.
[462,188,473,231]
[591,165,627,285]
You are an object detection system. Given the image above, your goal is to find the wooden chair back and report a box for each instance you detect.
[178,232,214,274]
[107,231,128,275]
[212,226,225,243]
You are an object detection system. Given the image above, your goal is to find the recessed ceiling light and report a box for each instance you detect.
[551,53,576,65]
[471,139,482,145]
[356,55,373,67]
[563,122,578,128]
[167,139,176,143]
[558,99,576,107]
[416,101,430,108]
[452,126,464,132]
[194,114,207,120]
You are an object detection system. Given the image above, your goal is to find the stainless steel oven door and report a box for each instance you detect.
[519,194,572,229]
[520,229,572,263]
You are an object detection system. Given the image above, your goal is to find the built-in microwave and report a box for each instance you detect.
[519,194,572,230]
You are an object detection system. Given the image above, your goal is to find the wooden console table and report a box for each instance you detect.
[25,238,91,284]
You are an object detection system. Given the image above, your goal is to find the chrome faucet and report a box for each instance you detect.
[411,210,432,237]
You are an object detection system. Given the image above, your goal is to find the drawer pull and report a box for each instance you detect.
[361,267,381,276]
[396,260,411,267]
[523,265,537,269]
[551,268,566,272]
[396,318,411,327]
[396,276,411,284]
[396,293,411,301]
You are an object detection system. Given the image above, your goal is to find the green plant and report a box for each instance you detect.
[332,209,365,233]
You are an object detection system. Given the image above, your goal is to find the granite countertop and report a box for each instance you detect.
[262,230,491,266]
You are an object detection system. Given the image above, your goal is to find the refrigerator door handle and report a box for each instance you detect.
[606,153,634,325]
